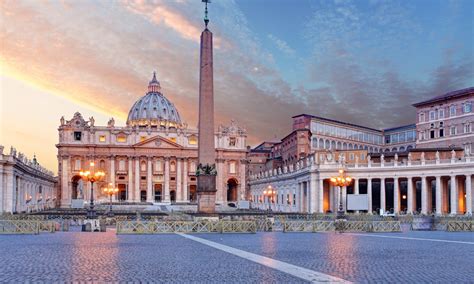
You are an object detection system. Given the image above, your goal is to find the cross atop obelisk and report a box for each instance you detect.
[197,0,217,213]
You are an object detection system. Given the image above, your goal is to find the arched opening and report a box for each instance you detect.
[170,190,176,202]
[189,185,197,202]
[140,190,146,202]
[71,175,83,199]
[154,184,162,202]
[227,178,238,202]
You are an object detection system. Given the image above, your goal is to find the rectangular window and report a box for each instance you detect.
[419,113,424,123]
[438,109,444,119]
[464,102,472,113]
[360,153,365,161]
[429,111,436,121]
[465,124,471,133]
[450,126,456,135]
[450,105,456,116]
[74,132,82,141]
[99,135,106,142]
[349,153,354,160]
[74,159,81,171]
[293,194,296,205]
[229,162,236,174]
[430,130,435,139]
[119,160,125,171]
[117,135,127,143]
[439,129,444,137]
[155,160,162,172]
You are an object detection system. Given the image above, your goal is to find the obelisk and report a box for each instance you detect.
[197,0,217,213]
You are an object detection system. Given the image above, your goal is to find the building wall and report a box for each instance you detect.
[0,146,57,213]
[57,113,247,208]
[415,93,474,152]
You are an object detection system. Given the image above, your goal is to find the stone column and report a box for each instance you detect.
[342,186,347,212]
[176,158,182,202]
[110,156,116,201]
[147,157,153,202]
[5,169,14,213]
[183,159,188,202]
[134,158,140,202]
[127,157,133,202]
[450,175,457,215]
[318,178,324,213]
[239,162,246,201]
[466,174,472,215]
[61,157,70,208]
[407,177,414,214]
[367,178,372,214]
[421,176,428,215]
[393,177,400,214]
[435,176,442,215]
[354,178,359,213]
[164,158,170,202]
[0,164,3,212]
[310,175,317,213]
[216,159,224,203]
[380,178,386,214]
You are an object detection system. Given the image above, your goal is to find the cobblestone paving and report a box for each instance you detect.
[0,229,472,283]
[0,228,305,283]
[199,231,474,283]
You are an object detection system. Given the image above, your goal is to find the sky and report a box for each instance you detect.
[1,0,473,173]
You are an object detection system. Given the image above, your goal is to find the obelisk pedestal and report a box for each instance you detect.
[197,24,217,214]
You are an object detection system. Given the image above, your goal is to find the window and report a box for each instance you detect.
[229,137,236,147]
[429,111,436,121]
[419,113,425,123]
[119,160,125,171]
[450,126,457,135]
[99,135,106,142]
[117,135,127,143]
[464,102,472,113]
[74,132,82,141]
[349,153,354,160]
[360,153,365,161]
[293,194,296,205]
[438,109,444,119]
[439,129,444,137]
[430,130,435,139]
[465,123,471,133]
[170,161,176,172]
[188,135,197,145]
[229,161,236,174]
[74,159,81,171]
[99,160,106,170]
[450,105,456,116]
[141,161,146,172]
[155,160,162,172]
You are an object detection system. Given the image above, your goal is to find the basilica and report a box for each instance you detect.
[57,73,247,209]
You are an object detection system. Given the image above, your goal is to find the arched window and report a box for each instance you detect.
[170,161,176,172]
[141,161,146,172]
[188,135,198,145]
[229,161,236,174]
[119,160,126,171]
[99,160,106,170]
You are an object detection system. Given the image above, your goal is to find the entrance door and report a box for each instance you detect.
[118,184,127,201]
[140,190,146,202]
[154,184,162,202]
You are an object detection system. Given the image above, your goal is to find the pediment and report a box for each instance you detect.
[133,135,183,149]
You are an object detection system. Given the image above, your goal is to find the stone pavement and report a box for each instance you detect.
[0,229,472,283]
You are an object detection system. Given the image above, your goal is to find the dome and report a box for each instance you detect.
[127,73,182,128]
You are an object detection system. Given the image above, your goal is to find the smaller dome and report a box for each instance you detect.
[126,73,182,128]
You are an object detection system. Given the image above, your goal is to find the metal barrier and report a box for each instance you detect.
[283,220,400,233]
[116,220,257,234]
[283,221,335,232]
[0,220,40,234]
[446,221,473,232]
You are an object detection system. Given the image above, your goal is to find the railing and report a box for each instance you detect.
[116,220,257,234]
[283,220,401,233]
[446,221,474,232]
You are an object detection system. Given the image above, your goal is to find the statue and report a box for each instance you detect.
[60,116,65,126]
[89,116,95,127]
[465,147,471,157]
[451,149,456,159]
[435,151,440,160]
[107,117,115,128]
[381,154,385,163]
[394,153,398,161]
[367,155,371,162]
[421,152,425,161]
[407,152,412,161]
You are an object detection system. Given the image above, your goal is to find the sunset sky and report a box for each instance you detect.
[1,0,473,173]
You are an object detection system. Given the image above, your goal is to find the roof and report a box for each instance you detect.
[412,87,474,107]
[292,114,381,133]
[383,124,416,133]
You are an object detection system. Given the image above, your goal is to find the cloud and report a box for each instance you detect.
[267,34,295,55]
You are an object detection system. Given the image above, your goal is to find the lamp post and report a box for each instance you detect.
[263,185,276,211]
[330,169,353,219]
[103,183,118,217]
[80,161,105,219]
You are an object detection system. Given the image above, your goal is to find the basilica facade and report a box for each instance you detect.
[57,74,247,208]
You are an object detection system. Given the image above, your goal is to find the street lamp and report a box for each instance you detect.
[80,161,105,219]
[330,169,353,219]
[103,183,118,217]
[263,185,276,211]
